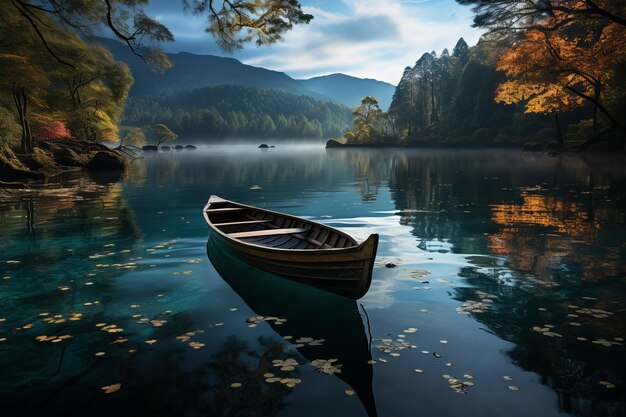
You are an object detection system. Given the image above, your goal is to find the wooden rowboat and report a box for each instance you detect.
[203,195,379,299]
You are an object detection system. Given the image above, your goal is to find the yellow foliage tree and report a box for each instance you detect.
[495,4,626,147]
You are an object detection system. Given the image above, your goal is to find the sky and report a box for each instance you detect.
[143,0,483,85]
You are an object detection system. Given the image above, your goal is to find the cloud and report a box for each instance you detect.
[147,0,483,84]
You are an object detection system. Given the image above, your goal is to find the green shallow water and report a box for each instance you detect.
[0,146,625,417]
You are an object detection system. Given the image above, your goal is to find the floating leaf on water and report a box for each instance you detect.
[367,360,377,365]
[445,363,453,367]
[263,373,274,378]
[508,386,520,391]
[345,390,355,396]
[440,340,448,344]
[503,376,513,381]
[101,383,121,394]
[95,352,106,357]
[569,322,581,326]
[229,308,238,312]
[145,339,157,345]
[537,308,547,311]
[464,374,473,380]
[230,382,242,388]
[111,338,128,344]
[250,185,262,190]
[576,337,588,342]
[189,342,205,349]
[433,352,441,358]
[389,353,400,357]
[421,350,429,354]
[403,328,417,333]
[414,369,423,373]
[615,337,624,342]
[311,359,343,374]
[280,378,301,388]
[273,358,298,372]
[592,338,620,347]
[599,381,615,388]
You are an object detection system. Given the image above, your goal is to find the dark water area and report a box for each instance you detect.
[0,146,625,417]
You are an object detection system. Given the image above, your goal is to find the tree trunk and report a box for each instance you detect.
[554,112,564,150]
[12,84,34,154]
[430,79,438,124]
[592,87,599,132]
[565,85,625,133]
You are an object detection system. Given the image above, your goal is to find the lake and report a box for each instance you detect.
[1,146,625,417]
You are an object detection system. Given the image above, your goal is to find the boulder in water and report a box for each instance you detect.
[86,151,127,172]
[142,145,158,151]
[325,139,345,148]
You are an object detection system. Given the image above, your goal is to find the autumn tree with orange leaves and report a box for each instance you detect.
[461,0,626,148]
[495,21,626,147]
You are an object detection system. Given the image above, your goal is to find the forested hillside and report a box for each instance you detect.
[382,2,626,150]
[388,37,558,145]
[123,85,353,140]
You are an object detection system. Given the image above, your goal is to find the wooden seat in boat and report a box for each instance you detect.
[227,228,310,239]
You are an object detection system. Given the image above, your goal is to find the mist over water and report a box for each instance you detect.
[1,146,625,417]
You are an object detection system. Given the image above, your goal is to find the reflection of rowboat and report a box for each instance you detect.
[207,237,378,417]
[203,195,378,299]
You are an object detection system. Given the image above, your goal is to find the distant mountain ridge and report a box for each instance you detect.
[299,73,396,110]
[91,37,394,108]
[91,37,323,99]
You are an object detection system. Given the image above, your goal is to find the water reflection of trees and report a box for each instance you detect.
[453,266,626,417]
[0,179,144,403]
[4,328,297,417]
[341,149,626,416]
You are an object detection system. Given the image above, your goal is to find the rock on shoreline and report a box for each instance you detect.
[1,140,127,184]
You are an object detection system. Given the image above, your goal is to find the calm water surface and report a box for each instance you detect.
[1,146,625,417]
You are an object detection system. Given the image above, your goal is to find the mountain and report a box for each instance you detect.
[91,37,394,110]
[91,37,327,99]
[299,73,396,110]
